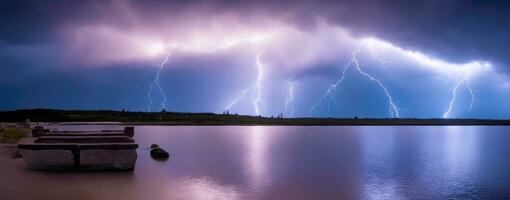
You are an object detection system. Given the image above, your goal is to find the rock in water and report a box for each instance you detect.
[150,144,169,161]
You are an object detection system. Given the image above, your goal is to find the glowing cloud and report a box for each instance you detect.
[61,20,496,118]
[361,38,491,76]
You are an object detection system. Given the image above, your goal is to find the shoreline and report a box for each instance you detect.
[1,109,510,126]
[37,120,510,126]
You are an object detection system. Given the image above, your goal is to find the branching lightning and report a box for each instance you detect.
[284,81,295,117]
[310,37,490,118]
[308,58,352,116]
[352,50,400,118]
[146,51,171,112]
[364,37,490,118]
[253,54,266,116]
[141,32,489,118]
[145,36,266,112]
[442,72,475,118]
[224,53,267,116]
[309,48,400,118]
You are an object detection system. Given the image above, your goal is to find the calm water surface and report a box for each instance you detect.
[4,126,510,200]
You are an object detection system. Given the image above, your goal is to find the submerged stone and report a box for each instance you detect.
[150,144,169,161]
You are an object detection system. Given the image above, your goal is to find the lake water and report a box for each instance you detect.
[3,126,510,199]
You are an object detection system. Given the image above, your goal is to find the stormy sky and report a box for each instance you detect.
[1,0,510,118]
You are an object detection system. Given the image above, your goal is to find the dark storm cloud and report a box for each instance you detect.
[2,0,509,70]
[0,0,94,44]
[315,0,510,72]
[223,0,510,72]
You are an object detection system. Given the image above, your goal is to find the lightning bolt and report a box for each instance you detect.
[442,72,474,118]
[146,51,171,112]
[224,53,266,116]
[363,37,489,118]
[224,87,251,112]
[309,48,400,118]
[352,50,400,118]
[308,58,352,116]
[145,36,265,113]
[253,53,266,116]
[284,81,295,117]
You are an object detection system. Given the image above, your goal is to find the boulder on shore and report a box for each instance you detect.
[150,144,169,161]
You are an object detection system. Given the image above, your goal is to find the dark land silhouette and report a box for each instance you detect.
[1,109,509,125]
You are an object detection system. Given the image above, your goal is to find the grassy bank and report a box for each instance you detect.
[1,109,510,125]
[0,127,29,143]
